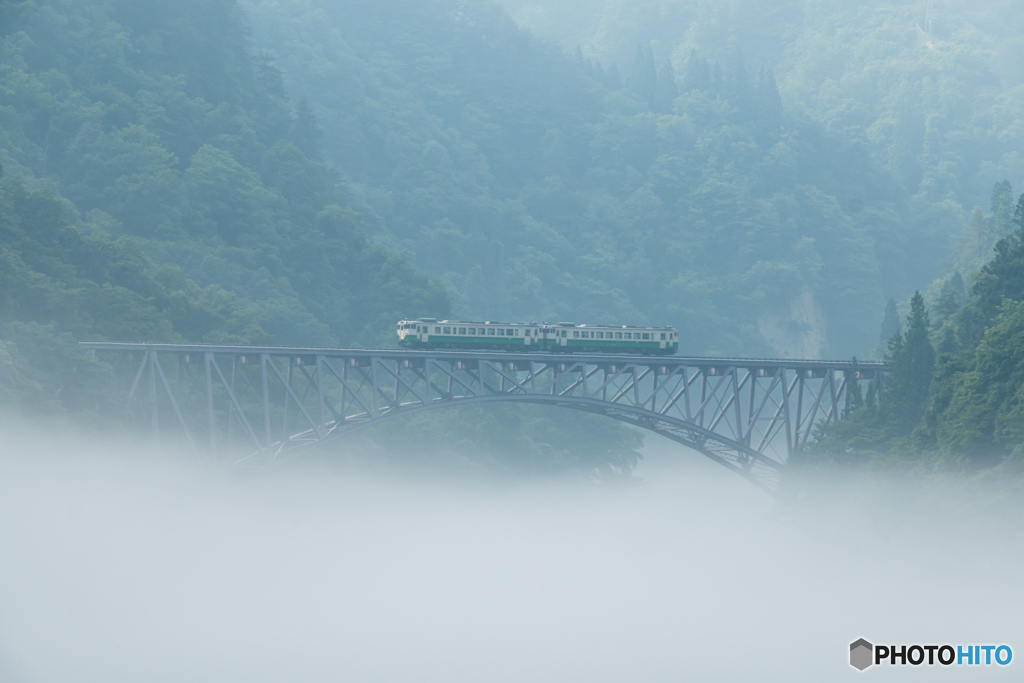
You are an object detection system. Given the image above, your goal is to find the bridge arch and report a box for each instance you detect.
[277,395,781,493]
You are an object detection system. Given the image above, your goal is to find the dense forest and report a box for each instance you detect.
[242,0,937,359]
[793,187,1024,489]
[2,0,1023,482]
[0,0,639,477]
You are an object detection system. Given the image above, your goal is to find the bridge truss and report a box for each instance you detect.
[82,343,885,493]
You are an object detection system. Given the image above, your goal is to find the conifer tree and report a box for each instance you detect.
[627,44,657,107]
[627,45,646,99]
[291,98,323,160]
[880,298,901,344]
[881,292,935,431]
[681,50,711,92]
[645,45,657,99]
[845,357,864,415]
[755,67,783,130]
[711,61,723,93]
[654,59,678,113]
[727,50,753,116]
[967,206,986,259]
[605,63,622,90]
[935,275,962,325]
[971,191,1024,327]
[888,96,922,186]
[987,180,1014,241]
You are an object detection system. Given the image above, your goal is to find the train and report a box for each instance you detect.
[397,319,678,355]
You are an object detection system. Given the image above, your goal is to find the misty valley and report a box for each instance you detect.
[2,0,1024,680]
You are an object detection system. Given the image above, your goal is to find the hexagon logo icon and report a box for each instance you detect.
[850,638,873,671]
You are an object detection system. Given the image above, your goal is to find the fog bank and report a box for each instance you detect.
[1,424,1019,681]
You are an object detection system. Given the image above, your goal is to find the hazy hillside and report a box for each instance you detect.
[0,0,450,350]
[242,0,938,359]
[501,0,1024,217]
[0,0,642,475]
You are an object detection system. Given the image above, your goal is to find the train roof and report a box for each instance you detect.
[402,319,675,329]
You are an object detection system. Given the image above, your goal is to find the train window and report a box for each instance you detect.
[597,332,603,339]
[624,333,630,339]
[642,333,650,340]
[506,329,513,335]
[488,328,495,335]
[573,331,579,338]
[615,332,622,339]
[562,331,567,337]
[468,328,475,335]
[459,328,466,334]
[497,329,504,336]
[435,327,441,333]
[443,327,450,334]
[660,333,666,340]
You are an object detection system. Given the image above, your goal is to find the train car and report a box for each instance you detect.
[397,319,678,355]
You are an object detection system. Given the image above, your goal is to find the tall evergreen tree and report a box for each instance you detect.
[967,206,987,259]
[727,50,753,116]
[880,298,901,344]
[681,50,711,92]
[987,179,1014,242]
[935,273,963,325]
[627,44,656,107]
[654,59,678,113]
[845,357,864,415]
[971,191,1024,327]
[710,61,723,94]
[881,291,935,431]
[291,98,323,160]
[888,95,923,187]
[605,63,623,90]
[755,67,783,130]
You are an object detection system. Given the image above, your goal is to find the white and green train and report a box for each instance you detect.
[397,319,679,355]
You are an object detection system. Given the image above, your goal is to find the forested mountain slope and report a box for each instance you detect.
[0,0,642,477]
[502,0,1024,226]
[242,0,928,359]
[0,0,449,350]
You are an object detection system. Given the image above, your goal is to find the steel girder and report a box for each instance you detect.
[83,343,887,493]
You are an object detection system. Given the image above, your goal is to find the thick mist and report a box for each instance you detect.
[1,422,1019,681]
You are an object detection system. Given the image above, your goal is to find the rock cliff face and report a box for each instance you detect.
[758,289,827,359]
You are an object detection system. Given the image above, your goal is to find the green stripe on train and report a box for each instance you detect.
[405,336,527,344]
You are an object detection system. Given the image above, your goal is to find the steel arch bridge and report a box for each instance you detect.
[82,342,886,494]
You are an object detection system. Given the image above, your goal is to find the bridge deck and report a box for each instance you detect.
[81,341,885,371]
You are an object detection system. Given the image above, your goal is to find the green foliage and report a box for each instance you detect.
[0,176,272,417]
[805,189,1024,483]
[881,292,935,432]
[880,298,901,344]
[0,0,642,477]
[0,0,452,350]
[931,299,1024,465]
[239,0,932,359]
